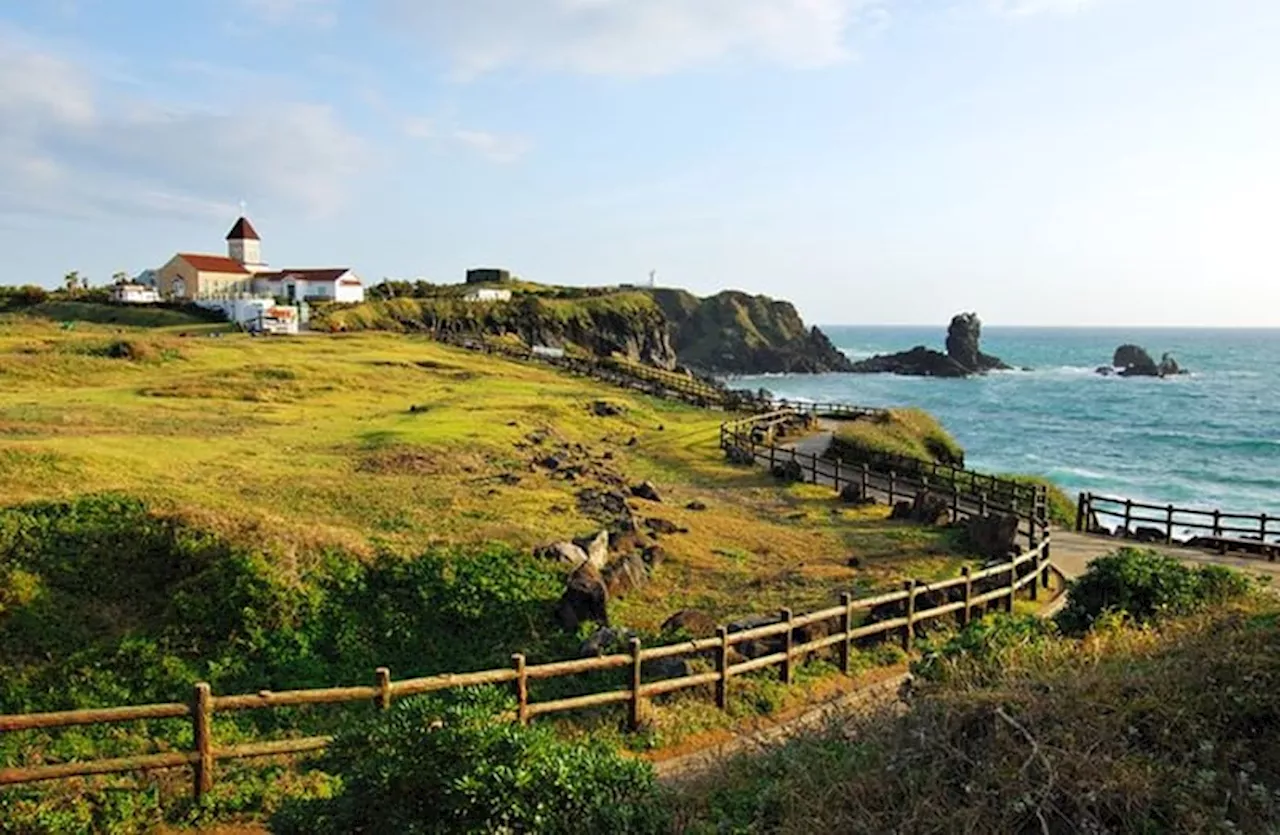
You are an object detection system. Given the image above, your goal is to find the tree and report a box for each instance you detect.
[111,271,129,286]
[63,271,81,292]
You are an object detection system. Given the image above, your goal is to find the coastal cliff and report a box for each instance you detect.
[649,288,854,374]
[315,284,852,375]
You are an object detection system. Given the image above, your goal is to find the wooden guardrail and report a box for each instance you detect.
[0,542,1051,802]
[1077,492,1279,559]
[720,411,1050,546]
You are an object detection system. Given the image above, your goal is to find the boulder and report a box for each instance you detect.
[851,313,1010,377]
[603,551,649,599]
[535,541,588,569]
[685,500,708,511]
[572,530,611,570]
[642,657,690,680]
[889,491,951,525]
[1095,365,1115,377]
[726,446,756,466]
[555,562,609,632]
[772,460,805,483]
[644,517,686,536]
[1158,352,1183,377]
[839,482,867,504]
[1132,526,1167,543]
[579,626,634,657]
[727,613,785,659]
[1113,344,1159,377]
[964,513,1021,560]
[591,400,626,417]
[661,609,719,638]
[945,312,983,371]
[630,481,663,502]
[889,500,913,521]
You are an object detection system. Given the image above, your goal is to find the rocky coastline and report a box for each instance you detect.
[1097,344,1187,378]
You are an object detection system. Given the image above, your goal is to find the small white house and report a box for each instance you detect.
[463,288,513,303]
[195,298,300,334]
[110,283,161,304]
[253,268,365,304]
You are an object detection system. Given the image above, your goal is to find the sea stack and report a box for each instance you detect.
[851,312,1011,377]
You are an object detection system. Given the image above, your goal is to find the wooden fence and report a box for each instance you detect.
[1077,492,1279,559]
[0,543,1052,802]
[720,411,1050,547]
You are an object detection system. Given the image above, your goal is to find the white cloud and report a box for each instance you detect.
[379,0,889,77]
[0,30,368,221]
[986,0,1100,17]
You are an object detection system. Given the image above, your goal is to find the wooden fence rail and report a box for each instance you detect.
[1077,492,1280,559]
[720,413,1049,546]
[0,541,1051,802]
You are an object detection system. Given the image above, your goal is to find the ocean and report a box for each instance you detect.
[729,327,1280,517]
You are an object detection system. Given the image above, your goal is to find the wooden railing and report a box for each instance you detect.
[0,543,1051,802]
[720,412,1050,546]
[1077,492,1279,559]
[771,400,890,422]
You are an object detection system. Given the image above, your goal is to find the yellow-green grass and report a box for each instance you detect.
[0,315,973,622]
[831,407,964,466]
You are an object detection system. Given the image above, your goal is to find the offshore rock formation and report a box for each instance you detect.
[850,313,1011,377]
[1099,344,1186,378]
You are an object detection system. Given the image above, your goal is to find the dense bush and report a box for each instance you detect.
[913,613,1057,685]
[1056,547,1254,634]
[271,688,668,835]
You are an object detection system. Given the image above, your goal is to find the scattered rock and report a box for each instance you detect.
[576,488,632,527]
[539,455,562,470]
[1106,345,1188,378]
[847,556,862,569]
[644,517,686,536]
[579,626,634,657]
[657,424,665,431]
[685,500,708,511]
[727,613,785,659]
[725,446,756,466]
[964,513,1021,560]
[1158,352,1182,377]
[626,436,639,447]
[661,609,718,638]
[1132,526,1167,543]
[642,544,667,567]
[590,400,627,417]
[888,491,951,525]
[839,482,876,506]
[498,473,522,486]
[555,562,609,632]
[643,657,690,680]
[630,481,663,502]
[602,451,614,460]
[534,541,589,569]
[603,552,649,598]
[506,420,519,427]
[772,460,805,483]
[408,404,429,413]
[572,530,611,570]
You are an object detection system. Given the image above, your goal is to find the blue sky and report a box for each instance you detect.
[1,0,1277,325]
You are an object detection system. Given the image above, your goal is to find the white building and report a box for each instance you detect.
[109,283,161,304]
[197,298,299,334]
[463,287,513,303]
[156,217,365,304]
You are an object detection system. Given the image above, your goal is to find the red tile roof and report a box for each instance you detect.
[225,217,260,241]
[258,268,353,283]
[176,253,250,274]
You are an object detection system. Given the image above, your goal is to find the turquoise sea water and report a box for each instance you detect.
[730,327,1280,516]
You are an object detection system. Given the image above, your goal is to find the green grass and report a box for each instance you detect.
[16,301,215,329]
[997,473,1076,527]
[672,589,1280,833]
[831,407,965,466]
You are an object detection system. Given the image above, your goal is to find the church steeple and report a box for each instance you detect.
[226,216,264,269]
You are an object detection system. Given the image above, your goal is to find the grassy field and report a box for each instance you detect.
[0,314,974,627]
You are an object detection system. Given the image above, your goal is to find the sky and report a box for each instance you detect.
[1,0,1277,326]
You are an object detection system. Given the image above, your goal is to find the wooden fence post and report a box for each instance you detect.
[192,682,213,804]
[1041,540,1052,590]
[1213,509,1222,537]
[860,464,869,498]
[810,453,818,484]
[1166,505,1175,544]
[902,581,917,652]
[628,638,642,731]
[1123,499,1133,537]
[888,471,897,504]
[375,667,391,711]
[952,487,960,522]
[512,654,529,725]
[1074,493,1086,532]
[769,444,776,471]
[960,567,973,627]
[1261,513,1269,544]
[833,458,841,490]
[1007,557,1018,613]
[979,491,989,518]
[780,609,794,685]
[839,592,853,675]
[1028,543,1039,602]
[715,627,729,710]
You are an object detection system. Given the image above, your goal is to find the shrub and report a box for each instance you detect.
[1056,547,1253,634]
[913,613,1056,684]
[831,408,965,468]
[270,688,668,835]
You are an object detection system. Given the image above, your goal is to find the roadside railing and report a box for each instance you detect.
[721,412,1050,546]
[1077,492,1280,559]
[0,543,1051,802]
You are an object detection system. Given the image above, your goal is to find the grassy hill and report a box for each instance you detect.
[0,312,981,832]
